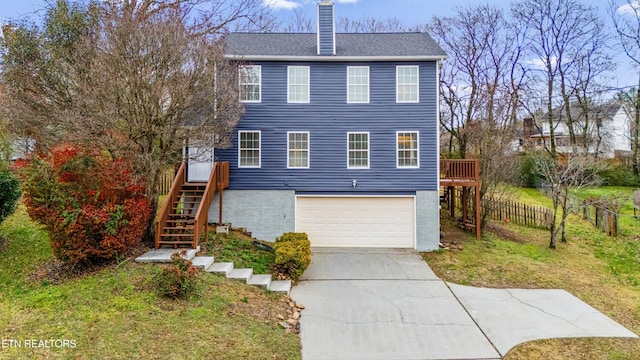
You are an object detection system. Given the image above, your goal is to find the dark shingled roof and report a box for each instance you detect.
[224,32,447,60]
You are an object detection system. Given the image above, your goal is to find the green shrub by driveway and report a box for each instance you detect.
[273,232,311,280]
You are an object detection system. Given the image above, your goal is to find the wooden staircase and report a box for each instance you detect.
[156,161,229,249]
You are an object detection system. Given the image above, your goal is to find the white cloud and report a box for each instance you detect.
[618,1,640,15]
[264,0,302,10]
[336,0,359,3]
[526,56,558,69]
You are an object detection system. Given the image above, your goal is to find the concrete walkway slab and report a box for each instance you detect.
[448,283,639,355]
[291,248,638,360]
[293,279,500,360]
[135,248,198,262]
[300,248,439,281]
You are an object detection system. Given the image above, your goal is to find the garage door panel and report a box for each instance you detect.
[296,197,415,248]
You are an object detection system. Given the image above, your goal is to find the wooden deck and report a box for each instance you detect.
[440,159,480,187]
[439,159,481,239]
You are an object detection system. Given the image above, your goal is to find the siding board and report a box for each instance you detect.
[215,61,439,192]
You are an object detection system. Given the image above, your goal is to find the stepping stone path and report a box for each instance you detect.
[135,248,291,294]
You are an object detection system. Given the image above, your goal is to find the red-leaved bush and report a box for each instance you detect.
[15,144,152,266]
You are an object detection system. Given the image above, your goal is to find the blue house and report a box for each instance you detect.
[206,1,447,251]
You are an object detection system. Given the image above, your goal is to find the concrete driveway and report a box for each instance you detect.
[290,248,637,360]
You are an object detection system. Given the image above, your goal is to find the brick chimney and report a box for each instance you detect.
[317,1,335,56]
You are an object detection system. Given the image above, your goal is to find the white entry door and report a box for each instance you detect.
[187,145,214,182]
[296,196,415,248]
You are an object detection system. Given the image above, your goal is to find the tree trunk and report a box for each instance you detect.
[549,198,559,249]
[546,74,557,158]
[634,83,640,177]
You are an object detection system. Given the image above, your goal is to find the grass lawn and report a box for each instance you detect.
[424,187,640,359]
[0,205,301,359]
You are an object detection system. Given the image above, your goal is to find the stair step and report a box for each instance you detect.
[228,268,253,281]
[167,214,195,219]
[191,256,215,269]
[268,280,292,294]
[160,233,195,238]
[165,219,195,222]
[206,262,234,275]
[161,226,195,230]
[135,248,198,262]
[247,274,272,288]
[156,241,195,246]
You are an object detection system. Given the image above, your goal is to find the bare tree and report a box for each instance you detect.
[513,0,613,158]
[278,7,314,33]
[533,153,602,248]
[610,0,640,176]
[336,16,406,33]
[429,5,526,228]
[0,0,269,241]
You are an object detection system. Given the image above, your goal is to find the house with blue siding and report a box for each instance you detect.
[206,0,447,251]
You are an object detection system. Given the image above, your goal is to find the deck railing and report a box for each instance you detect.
[440,159,480,184]
[155,162,186,248]
[193,161,229,249]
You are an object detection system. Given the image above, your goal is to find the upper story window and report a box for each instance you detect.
[288,66,310,103]
[238,130,261,168]
[396,65,419,103]
[347,132,370,169]
[239,65,261,103]
[347,66,369,103]
[397,131,419,168]
[287,132,310,168]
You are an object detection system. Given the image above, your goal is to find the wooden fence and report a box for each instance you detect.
[487,199,552,229]
[582,202,619,236]
[540,182,619,236]
[158,168,176,195]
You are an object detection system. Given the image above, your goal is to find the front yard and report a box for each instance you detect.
[0,205,301,359]
[3,185,640,359]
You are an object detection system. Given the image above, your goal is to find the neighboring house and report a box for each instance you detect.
[200,1,447,251]
[529,101,631,158]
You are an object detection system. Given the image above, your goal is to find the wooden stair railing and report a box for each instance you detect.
[193,161,229,249]
[155,161,230,249]
[156,162,187,249]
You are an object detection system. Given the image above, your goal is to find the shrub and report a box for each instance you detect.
[597,164,640,187]
[0,168,20,224]
[518,151,544,188]
[14,144,152,266]
[273,232,311,280]
[153,250,199,299]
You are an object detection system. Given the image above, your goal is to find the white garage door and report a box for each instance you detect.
[296,197,415,248]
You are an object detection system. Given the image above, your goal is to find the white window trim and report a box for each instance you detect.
[287,131,310,169]
[239,65,261,103]
[347,131,370,169]
[396,131,420,169]
[238,130,261,168]
[287,66,310,103]
[347,66,370,104]
[396,65,419,103]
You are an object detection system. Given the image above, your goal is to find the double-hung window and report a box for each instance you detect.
[287,132,310,168]
[347,66,369,103]
[238,131,261,168]
[288,66,310,103]
[239,65,261,102]
[396,65,419,103]
[347,132,369,169]
[396,131,419,168]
